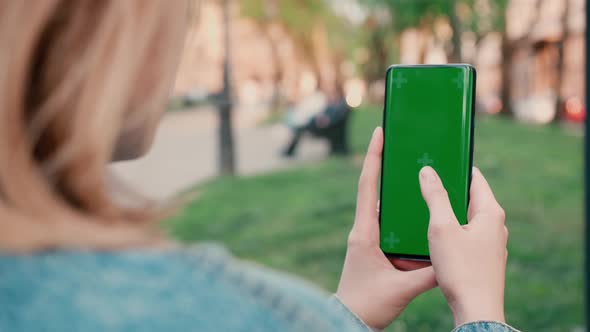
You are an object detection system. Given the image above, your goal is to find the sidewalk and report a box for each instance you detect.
[111,108,329,200]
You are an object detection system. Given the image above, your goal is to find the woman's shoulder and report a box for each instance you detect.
[0,244,369,332]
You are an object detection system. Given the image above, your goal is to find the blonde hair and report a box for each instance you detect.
[0,1,188,251]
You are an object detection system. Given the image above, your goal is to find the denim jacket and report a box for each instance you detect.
[0,244,519,332]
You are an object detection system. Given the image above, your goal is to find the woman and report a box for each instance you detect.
[0,1,518,331]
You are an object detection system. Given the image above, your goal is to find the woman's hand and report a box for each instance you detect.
[336,127,437,330]
[418,166,508,327]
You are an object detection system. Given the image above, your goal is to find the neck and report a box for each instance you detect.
[0,206,168,253]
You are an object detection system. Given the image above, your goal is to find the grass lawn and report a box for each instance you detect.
[166,106,583,331]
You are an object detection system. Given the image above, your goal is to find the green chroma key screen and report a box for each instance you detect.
[379,64,475,259]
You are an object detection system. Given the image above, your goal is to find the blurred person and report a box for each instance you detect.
[284,90,327,131]
[282,89,351,157]
[0,1,518,332]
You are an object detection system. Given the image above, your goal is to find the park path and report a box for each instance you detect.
[111,107,329,200]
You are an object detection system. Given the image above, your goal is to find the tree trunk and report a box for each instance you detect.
[287,31,320,94]
[219,0,235,175]
[263,26,282,113]
[449,1,462,63]
[263,0,282,113]
[311,23,338,95]
[553,0,569,123]
[418,26,430,64]
[500,32,513,115]
[368,28,389,82]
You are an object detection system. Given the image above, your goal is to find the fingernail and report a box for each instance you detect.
[372,127,380,137]
[420,166,437,184]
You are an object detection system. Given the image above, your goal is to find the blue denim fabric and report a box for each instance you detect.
[0,244,369,332]
[331,295,519,332]
[453,321,520,332]
[0,244,518,332]
[328,295,375,330]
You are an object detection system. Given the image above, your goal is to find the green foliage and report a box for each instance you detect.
[363,0,508,33]
[241,0,355,68]
[167,107,583,331]
[240,0,266,21]
[463,0,509,36]
[357,0,460,80]
[241,0,332,35]
[364,0,452,31]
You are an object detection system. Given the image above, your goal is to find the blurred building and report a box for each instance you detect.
[174,1,299,105]
[173,0,585,124]
[173,1,341,113]
[397,0,585,123]
[505,0,585,123]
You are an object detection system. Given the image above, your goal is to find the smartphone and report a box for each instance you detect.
[379,64,476,260]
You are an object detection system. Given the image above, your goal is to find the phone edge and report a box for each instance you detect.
[467,66,477,221]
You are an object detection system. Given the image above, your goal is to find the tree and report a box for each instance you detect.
[554,0,570,122]
[242,0,346,98]
[368,0,459,60]
[241,0,282,113]
[219,0,235,175]
[364,0,511,58]
[366,0,510,112]
[448,5,462,63]
[462,0,510,114]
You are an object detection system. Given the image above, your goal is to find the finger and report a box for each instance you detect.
[389,257,431,271]
[418,166,459,232]
[400,266,437,295]
[353,127,383,238]
[468,167,505,224]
